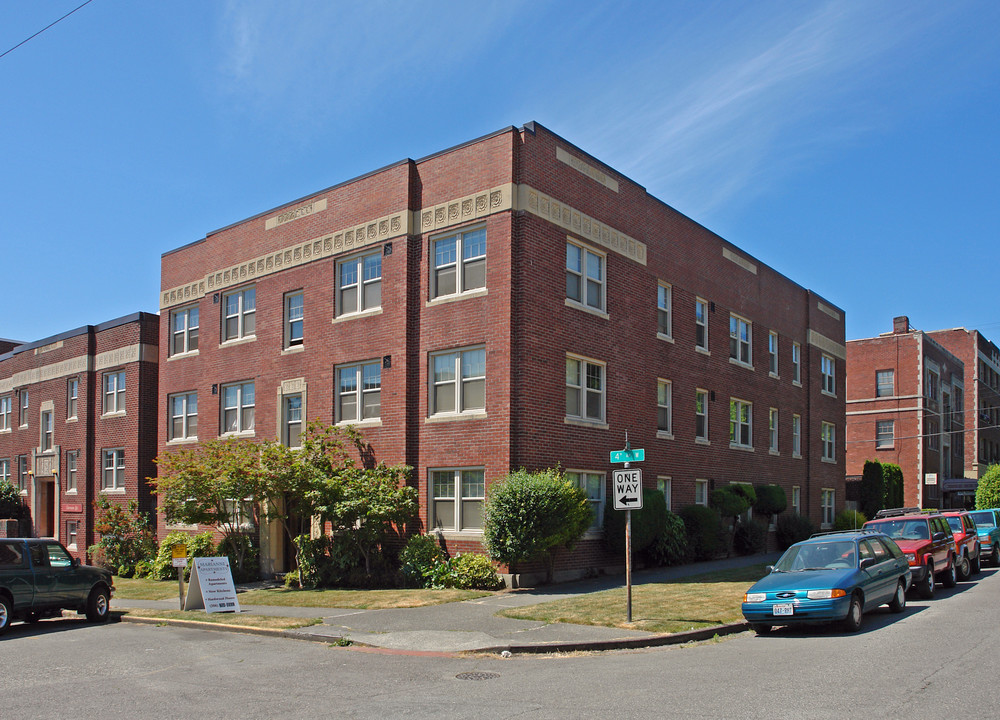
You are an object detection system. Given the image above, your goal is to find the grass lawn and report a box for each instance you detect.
[497,564,769,634]
[116,608,321,631]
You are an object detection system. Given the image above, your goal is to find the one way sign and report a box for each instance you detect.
[612,468,643,511]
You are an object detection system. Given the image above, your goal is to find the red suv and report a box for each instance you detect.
[943,510,982,580]
[863,508,958,599]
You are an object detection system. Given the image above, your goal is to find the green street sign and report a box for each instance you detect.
[609,448,645,463]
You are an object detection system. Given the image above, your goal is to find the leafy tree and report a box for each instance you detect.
[483,468,592,581]
[0,481,28,521]
[882,463,904,508]
[753,484,787,518]
[859,460,886,518]
[88,497,157,577]
[710,484,756,556]
[976,464,1000,510]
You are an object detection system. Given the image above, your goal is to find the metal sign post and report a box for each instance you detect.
[611,435,644,624]
[172,543,188,609]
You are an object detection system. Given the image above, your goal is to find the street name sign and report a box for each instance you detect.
[610,448,645,463]
[613,468,643,510]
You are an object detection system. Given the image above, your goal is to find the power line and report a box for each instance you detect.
[0,0,94,61]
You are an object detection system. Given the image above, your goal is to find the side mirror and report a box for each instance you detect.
[71,557,80,567]
[764,565,774,574]
[933,531,946,542]
[860,557,876,570]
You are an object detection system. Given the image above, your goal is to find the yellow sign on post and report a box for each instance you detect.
[172,544,188,609]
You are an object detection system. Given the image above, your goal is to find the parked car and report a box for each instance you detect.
[742,530,911,633]
[943,510,982,580]
[862,508,958,599]
[0,538,114,636]
[968,509,1000,565]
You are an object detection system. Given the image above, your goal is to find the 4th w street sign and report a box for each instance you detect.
[612,468,643,510]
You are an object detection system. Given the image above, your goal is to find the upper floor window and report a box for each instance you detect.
[695,389,708,441]
[41,410,53,452]
[283,394,302,448]
[17,456,28,493]
[284,292,304,347]
[792,414,802,457]
[821,489,835,527]
[169,392,198,441]
[876,420,894,449]
[431,347,485,416]
[729,315,752,367]
[338,251,381,315]
[791,485,801,514]
[170,305,199,355]
[67,378,79,419]
[695,298,708,351]
[925,369,940,402]
[432,227,485,299]
[694,479,709,507]
[926,419,940,451]
[768,408,778,453]
[768,331,779,376]
[337,362,382,423]
[0,459,9,486]
[657,379,672,435]
[0,396,10,431]
[566,471,605,529]
[657,283,672,338]
[103,371,126,415]
[821,354,836,395]
[430,468,485,532]
[223,287,256,342]
[822,422,836,461]
[566,241,604,312]
[566,355,605,423]
[221,381,255,435]
[792,342,801,384]
[102,448,125,491]
[729,398,752,448]
[19,391,28,427]
[65,451,78,492]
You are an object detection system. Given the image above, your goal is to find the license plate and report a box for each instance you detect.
[772,603,794,616]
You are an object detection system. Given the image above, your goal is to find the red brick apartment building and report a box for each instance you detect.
[0,314,159,558]
[846,317,968,508]
[158,122,846,578]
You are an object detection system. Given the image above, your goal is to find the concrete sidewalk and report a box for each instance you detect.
[115,553,779,654]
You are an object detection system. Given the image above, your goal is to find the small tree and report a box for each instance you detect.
[976,464,1000,510]
[88,497,157,577]
[710,484,755,556]
[483,468,592,582]
[859,460,886,518]
[0,481,28,521]
[882,463,904,508]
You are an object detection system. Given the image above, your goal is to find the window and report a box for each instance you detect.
[0,459,8,486]
[168,393,198,441]
[284,292,304,347]
[102,448,125,491]
[694,479,709,507]
[221,382,255,434]
[876,370,894,397]
[67,521,78,549]
[657,380,672,435]
[566,240,604,311]
[222,498,256,531]
[567,471,605,529]
[729,315,752,366]
[729,398,752,448]
[769,408,778,453]
[566,356,605,423]
[791,485,801,514]
[222,287,256,341]
[337,362,382,423]
[695,389,709,441]
[430,468,485,532]
[170,305,199,355]
[769,331,779,376]
[657,477,672,511]
[17,456,28,493]
[19,391,28,427]
[822,422,836,461]
[430,347,485,416]
[821,489,835,527]
[103,371,126,415]
[792,414,802,457]
[0,396,9,430]
[792,342,801,384]
[283,394,302,448]
[67,378,79,419]
[926,369,940,402]
[65,451,78,492]
[41,410,53,452]
[432,227,485,299]
[876,420,894,449]
[657,283,672,338]
[821,354,836,395]
[338,251,382,315]
[695,298,708,351]
[927,419,939,451]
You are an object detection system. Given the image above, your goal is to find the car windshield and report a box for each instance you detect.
[867,519,929,540]
[970,512,996,529]
[773,541,857,572]
[945,517,963,533]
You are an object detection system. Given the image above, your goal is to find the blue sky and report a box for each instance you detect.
[1,1,998,344]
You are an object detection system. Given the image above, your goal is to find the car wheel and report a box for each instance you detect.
[917,565,935,599]
[889,580,907,613]
[749,623,772,634]
[972,550,982,575]
[842,593,863,632]
[0,596,11,636]
[991,544,1000,566]
[957,553,971,581]
[86,587,110,623]
[941,559,958,588]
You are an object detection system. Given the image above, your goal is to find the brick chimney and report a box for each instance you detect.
[892,316,910,334]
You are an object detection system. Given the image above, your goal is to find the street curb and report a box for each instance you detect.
[118,614,340,644]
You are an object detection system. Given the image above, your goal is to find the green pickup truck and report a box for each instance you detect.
[0,538,114,635]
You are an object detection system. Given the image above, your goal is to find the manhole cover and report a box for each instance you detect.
[455,672,500,681]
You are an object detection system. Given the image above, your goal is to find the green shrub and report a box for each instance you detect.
[286,534,362,588]
[399,534,449,588]
[977,465,1000,510]
[218,533,260,583]
[447,553,504,590]
[0,481,29,520]
[646,510,688,566]
[678,504,723,561]
[753,485,787,517]
[733,519,768,556]
[603,489,666,555]
[147,531,217,580]
[88,497,157,577]
[833,509,867,531]
[775,513,816,550]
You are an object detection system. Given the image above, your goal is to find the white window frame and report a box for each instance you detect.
[821,354,836,396]
[791,485,801,514]
[695,389,709,442]
[102,448,126,492]
[876,369,894,397]
[822,421,836,462]
[430,347,486,417]
[769,408,778,454]
[221,381,255,435]
[429,467,485,533]
[65,451,78,493]
[283,393,302,449]
[19,391,28,427]
[336,361,382,424]
[567,470,605,530]
[657,477,672,511]
[657,282,672,339]
[337,250,383,316]
[730,398,753,449]
[695,298,708,352]
[566,354,606,424]
[876,419,894,449]
[0,459,9,487]
[67,378,79,420]
[821,488,835,528]
[792,414,802,457]
[168,392,198,441]
[170,305,200,356]
[768,331,779,377]
[792,342,801,385]
[729,314,752,367]
[657,379,672,437]
[66,520,78,550]
[694,479,709,507]
[431,226,486,300]
[41,410,53,452]
[0,396,10,431]
[103,371,126,416]
[17,456,28,494]
[566,240,605,313]
[222,286,256,342]
[284,291,304,348]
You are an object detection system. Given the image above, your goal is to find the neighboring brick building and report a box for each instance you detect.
[927,327,1000,494]
[0,313,159,559]
[846,316,967,508]
[158,122,846,579]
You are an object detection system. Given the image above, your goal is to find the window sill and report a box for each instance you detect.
[0,429,10,434]
[729,443,755,452]
[65,417,78,424]
[429,529,484,539]
[338,419,383,429]
[101,411,126,419]
[792,453,802,459]
[657,333,674,344]
[696,346,710,356]
[728,358,754,371]
[426,412,487,424]
[219,336,256,349]
[769,372,780,380]
[695,438,710,446]
[822,457,837,464]
[769,449,780,456]
[281,345,305,355]
[822,390,837,399]
[876,445,894,451]
[167,437,199,445]
[792,381,802,388]
[564,299,609,320]
[656,430,674,440]
[100,489,126,495]
[220,431,256,439]
[333,307,383,323]
[167,350,200,361]
[426,288,488,308]
[64,490,78,495]
[19,490,27,496]
[564,417,610,430]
